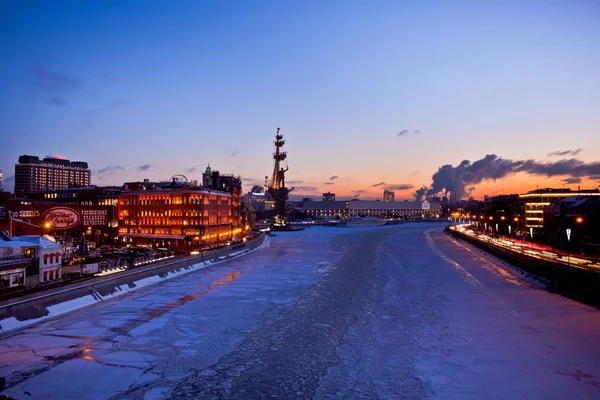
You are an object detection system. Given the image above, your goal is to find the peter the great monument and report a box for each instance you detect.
[267,127,295,229]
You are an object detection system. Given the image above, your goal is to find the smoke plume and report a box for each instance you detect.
[415,154,600,200]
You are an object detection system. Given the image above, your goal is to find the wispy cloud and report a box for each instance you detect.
[32,66,80,106]
[46,97,68,106]
[548,148,585,157]
[84,100,126,115]
[287,180,304,185]
[33,66,79,92]
[386,184,415,191]
[329,175,338,181]
[397,129,420,137]
[95,165,125,174]
[185,165,198,174]
[134,164,152,172]
[324,182,334,185]
[295,185,318,192]
[231,149,240,157]
[562,177,582,184]
[372,182,385,187]
[409,171,420,176]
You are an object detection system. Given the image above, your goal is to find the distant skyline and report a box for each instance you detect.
[1,1,599,200]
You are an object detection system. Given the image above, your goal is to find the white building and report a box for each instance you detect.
[14,236,63,284]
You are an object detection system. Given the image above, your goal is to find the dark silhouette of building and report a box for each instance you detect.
[323,192,336,201]
[383,189,394,202]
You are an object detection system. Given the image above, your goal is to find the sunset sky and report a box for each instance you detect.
[1,1,599,200]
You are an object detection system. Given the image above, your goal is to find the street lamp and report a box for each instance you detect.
[566,228,572,266]
[529,227,534,252]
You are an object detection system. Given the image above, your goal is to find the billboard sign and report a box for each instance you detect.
[42,207,80,230]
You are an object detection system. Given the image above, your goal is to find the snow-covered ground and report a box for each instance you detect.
[1,224,600,400]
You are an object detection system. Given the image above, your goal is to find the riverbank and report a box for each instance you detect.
[0,233,267,337]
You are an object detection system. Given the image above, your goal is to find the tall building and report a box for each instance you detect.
[323,192,336,201]
[383,189,395,202]
[14,155,91,197]
[0,169,3,191]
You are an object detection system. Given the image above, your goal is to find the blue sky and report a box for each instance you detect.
[1,0,599,199]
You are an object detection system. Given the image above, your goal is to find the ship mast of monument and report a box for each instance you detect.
[270,127,288,189]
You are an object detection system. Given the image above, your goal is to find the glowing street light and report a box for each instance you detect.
[576,217,583,224]
[566,228,572,266]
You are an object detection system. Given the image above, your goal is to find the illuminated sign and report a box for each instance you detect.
[42,207,80,230]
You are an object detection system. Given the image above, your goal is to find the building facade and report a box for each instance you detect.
[520,188,600,232]
[15,155,91,197]
[301,200,441,220]
[118,183,244,251]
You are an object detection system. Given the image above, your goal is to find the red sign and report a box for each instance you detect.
[42,207,80,230]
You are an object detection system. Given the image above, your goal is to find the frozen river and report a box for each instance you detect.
[2,224,600,399]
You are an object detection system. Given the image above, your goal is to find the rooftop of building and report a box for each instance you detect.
[17,155,89,169]
[520,188,600,198]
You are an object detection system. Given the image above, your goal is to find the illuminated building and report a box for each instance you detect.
[301,200,441,220]
[383,189,394,202]
[520,188,600,231]
[15,155,91,197]
[323,192,336,202]
[0,169,3,191]
[118,180,244,250]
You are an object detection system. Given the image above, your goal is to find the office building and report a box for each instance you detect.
[0,169,3,191]
[520,188,600,231]
[14,155,91,197]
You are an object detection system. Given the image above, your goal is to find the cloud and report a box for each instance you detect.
[414,154,600,200]
[32,66,80,92]
[324,182,334,185]
[397,129,420,137]
[231,149,240,157]
[372,182,385,187]
[548,148,585,157]
[95,165,125,174]
[409,171,420,176]
[386,184,414,191]
[295,185,319,192]
[287,180,304,185]
[329,175,338,181]
[85,100,126,114]
[185,165,198,174]
[134,164,152,172]
[46,97,68,106]
[562,177,582,184]
[2,174,15,191]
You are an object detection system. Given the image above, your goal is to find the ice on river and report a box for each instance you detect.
[1,224,600,400]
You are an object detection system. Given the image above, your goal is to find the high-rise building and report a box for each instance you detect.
[14,155,91,197]
[383,189,395,202]
[0,169,3,191]
[323,192,336,201]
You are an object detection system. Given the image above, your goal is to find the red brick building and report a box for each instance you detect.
[118,181,245,250]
